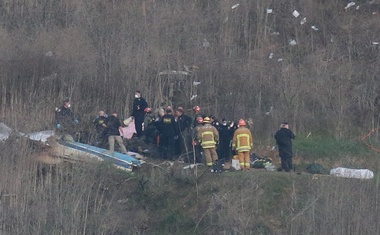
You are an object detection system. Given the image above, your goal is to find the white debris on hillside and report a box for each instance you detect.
[193,81,201,86]
[344,2,355,10]
[292,10,300,18]
[311,26,319,31]
[0,123,12,141]
[231,4,239,9]
[289,39,297,46]
[300,17,307,25]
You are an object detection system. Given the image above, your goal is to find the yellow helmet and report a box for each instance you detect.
[203,117,211,123]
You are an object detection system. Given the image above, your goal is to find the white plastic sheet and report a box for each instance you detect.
[330,167,374,179]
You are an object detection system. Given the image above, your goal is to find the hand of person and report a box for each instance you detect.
[56,124,61,129]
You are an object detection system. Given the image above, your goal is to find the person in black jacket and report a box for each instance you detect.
[158,108,178,159]
[92,110,108,148]
[55,98,79,138]
[106,112,128,154]
[132,90,148,137]
[274,122,295,172]
[218,119,234,161]
[175,107,192,156]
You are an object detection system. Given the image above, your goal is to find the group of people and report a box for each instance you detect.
[55,91,296,172]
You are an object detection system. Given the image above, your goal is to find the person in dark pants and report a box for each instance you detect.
[158,108,178,160]
[92,110,108,148]
[55,98,79,140]
[143,107,157,144]
[132,90,148,137]
[274,122,295,172]
[175,107,193,157]
[218,119,233,161]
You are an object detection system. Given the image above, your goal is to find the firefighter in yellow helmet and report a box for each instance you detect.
[232,119,253,170]
[198,116,219,171]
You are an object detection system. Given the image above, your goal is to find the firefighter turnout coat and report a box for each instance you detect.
[232,126,253,152]
[197,124,219,148]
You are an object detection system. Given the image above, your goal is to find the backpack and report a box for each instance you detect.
[306,164,324,174]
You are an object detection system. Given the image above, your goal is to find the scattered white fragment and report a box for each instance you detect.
[372,42,379,45]
[45,51,53,57]
[190,94,198,101]
[344,2,355,10]
[356,5,360,10]
[277,58,284,62]
[183,163,203,169]
[289,39,297,46]
[292,10,300,17]
[373,12,378,15]
[270,32,280,35]
[311,25,319,31]
[265,106,273,115]
[266,9,273,14]
[231,3,239,9]
[159,70,189,76]
[268,53,274,59]
[193,81,201,86]
[202,38,210,48]
[300,17,307,25]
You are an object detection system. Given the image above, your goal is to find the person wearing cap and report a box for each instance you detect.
[106,111,128,154]
[158,107,178,159]
[274,122,295,172]
[132,90,148,137]
[232,119,254,170]
[175,107,193,156]
[55,98,79,139]
[92,110,108,148]
[198,116,219,171]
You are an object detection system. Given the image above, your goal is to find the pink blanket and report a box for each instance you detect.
[120,120,136,140]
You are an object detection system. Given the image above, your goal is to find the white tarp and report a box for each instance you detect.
[330,167,374,179]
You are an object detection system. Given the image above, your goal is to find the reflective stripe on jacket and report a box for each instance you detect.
[198,124,219,148]
[232,127,253,152]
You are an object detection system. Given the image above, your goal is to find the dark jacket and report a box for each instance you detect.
[132,97,148,119]
[218,123,233,145]
[177,114,192,133]
[158,114,178,137]
[107,115,122,136]
[93,116,108,133]
[55,106,75,126]
[274,128,295,157]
